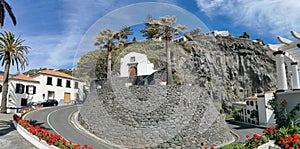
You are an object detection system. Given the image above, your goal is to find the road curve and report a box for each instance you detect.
[25,105,113,149]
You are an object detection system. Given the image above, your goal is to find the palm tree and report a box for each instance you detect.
[95,27,132,81]
[0,0,17,27]
[94,29,117,81]
[140,15,162,40]
[148,16,187,85]
[114,26,133,42]
[0,31,30,113]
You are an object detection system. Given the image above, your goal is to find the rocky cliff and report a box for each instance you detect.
[185,35,277,112]
[113,35,277,112]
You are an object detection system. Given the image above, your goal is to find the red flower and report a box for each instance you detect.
[285,144,289,148]
[210,147,214,149]
[253,134,258,139]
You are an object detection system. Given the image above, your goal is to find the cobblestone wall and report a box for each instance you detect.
[79,85,234,148]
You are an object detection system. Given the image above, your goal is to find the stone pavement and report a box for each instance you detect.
[0,113,37,149]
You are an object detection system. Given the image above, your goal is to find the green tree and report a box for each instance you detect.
[188,27,201,39]
[94,29,116,80]
[0,0,16,27]
[0,31,30,113]
[140,14,161,39]
[94,28,130,80]
[240,32,250,39]
[132,37,137,42]
[114,26,133,42]
[148,15,187,84]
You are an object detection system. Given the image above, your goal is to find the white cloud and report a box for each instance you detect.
[196,0,300,37]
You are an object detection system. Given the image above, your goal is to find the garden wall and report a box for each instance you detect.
[79,84,234,148]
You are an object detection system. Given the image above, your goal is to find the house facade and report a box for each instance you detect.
[31,69,84,105]
[0,69,85,113]
[232,91,276,126]
[120,52,156,77]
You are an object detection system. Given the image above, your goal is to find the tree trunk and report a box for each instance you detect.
[0,59,10,113]
[107,46,112,81]
[166,30,173,85]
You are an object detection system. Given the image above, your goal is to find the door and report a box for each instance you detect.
[129,66,137,76]
[21,98,27,106]
[64,93,71,103]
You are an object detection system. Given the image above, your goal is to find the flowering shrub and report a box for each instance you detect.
[263,126,279,140]
[18,106,33,114]
[245,134,268,149]
[13,114,93,149]
[276,134,300,149]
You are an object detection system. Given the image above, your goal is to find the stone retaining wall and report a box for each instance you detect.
[79,85,234,148]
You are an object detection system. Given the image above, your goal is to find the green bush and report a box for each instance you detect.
[225,114,233,120]
[220,143,244,149]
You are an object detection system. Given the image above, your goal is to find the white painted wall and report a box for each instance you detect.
[120,52,156,77]
[258,93,276,126]
[245,98,258,124]
[33,73,84,104]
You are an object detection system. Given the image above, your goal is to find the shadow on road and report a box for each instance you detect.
[0,120,14,136]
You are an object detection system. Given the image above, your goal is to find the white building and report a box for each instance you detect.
[205,30,229,37]
[31,69,85,104]
[2,74,40,113]
[232,90,276,126]
[245,95,259,124]
[172,36,187,43]
[257,91,276,126]
[120,52,156,77]
[0,69,85,113]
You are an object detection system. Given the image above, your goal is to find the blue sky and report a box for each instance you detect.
[2,0,300,73]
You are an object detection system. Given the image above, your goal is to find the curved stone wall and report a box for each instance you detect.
[79,85,234,148]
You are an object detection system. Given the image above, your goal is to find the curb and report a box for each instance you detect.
[213,130,237,149]
[226,120,272,129]
[69,110,122,149]
[229,129,240,142]
[12,120,58,149]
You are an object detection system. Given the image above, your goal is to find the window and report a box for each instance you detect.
[57,78,62,87]
[47,77,52,85]
[74,82,79,89]
[247,110,250,115]
[66,80,71,88]
[16,83,25,94]
[130,56,135,62]
[246,101,249,105]
[0,85,2,93]
[48,91,55,99]
[26,85,36,94]
[250,101,254,106]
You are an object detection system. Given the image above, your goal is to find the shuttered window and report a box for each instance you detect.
[26,85,36,95]
[16,84,25,94]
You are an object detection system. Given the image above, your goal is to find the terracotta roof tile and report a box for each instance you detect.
[12,74,38,82]
[246,95,257,100]
[39,69,77,80]
[265,90,276,93]
[0,75,3,81]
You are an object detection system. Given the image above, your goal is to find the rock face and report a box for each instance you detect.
[176,36,277,112]
[79,85,234,148]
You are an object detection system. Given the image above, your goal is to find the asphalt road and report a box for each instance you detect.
[226,120,265,143]
[24,105,266,148]
[25,105,113,149]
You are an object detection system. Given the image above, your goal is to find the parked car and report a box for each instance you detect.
[41,99,58,107]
